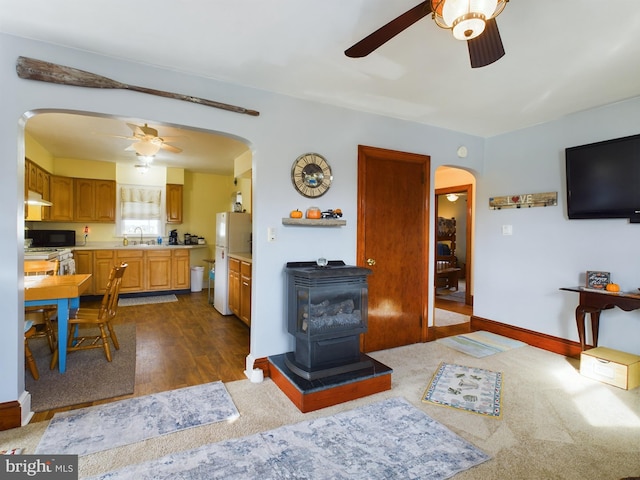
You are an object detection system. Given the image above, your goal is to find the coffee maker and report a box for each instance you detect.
[169,229,178,245]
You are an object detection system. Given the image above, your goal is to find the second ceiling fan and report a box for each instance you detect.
[345,0,508,68]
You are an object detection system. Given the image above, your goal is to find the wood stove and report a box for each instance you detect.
[284,260,372,380]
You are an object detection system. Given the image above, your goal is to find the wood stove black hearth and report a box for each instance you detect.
[284,260,372,380]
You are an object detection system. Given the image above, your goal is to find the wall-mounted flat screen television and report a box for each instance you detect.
[565,133,640,223]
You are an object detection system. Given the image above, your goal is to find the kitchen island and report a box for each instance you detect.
[72,243,207,295]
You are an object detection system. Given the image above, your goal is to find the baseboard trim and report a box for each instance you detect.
[0,401,22,431]
[470,315,583,357]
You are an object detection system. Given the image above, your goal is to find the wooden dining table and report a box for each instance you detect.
[24,273,92,373]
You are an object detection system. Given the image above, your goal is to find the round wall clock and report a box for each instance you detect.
[291,153,333,198]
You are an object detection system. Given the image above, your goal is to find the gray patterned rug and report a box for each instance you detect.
[36,382,239,457]
[88,397,490,480]
[118,294,178,306]
[26,324,136,412]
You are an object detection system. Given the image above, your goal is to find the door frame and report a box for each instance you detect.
[434,183,473,306]
[356,145,431,346]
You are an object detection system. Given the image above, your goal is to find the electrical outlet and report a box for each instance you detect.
[502,224,513,236]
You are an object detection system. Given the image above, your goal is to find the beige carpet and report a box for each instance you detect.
[4,342,640,479]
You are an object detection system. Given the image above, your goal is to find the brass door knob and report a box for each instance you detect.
[366,258,376,266]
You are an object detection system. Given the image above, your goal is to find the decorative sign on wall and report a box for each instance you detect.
[489,192,557,210]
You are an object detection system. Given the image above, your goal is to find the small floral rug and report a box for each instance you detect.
[87,397,490,480]
[423,363,503,418]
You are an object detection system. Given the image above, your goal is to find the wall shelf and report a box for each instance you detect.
[282,218,346,227]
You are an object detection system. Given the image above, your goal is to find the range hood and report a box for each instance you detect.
[25,190,53,207]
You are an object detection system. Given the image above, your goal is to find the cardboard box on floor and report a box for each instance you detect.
[580,347,640,390]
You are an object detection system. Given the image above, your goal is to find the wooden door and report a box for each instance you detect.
[357,145,430,352]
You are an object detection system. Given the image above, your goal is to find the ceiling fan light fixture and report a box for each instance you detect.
[136,153,154,163]
[432,0,507,41]
[132,139,161,156]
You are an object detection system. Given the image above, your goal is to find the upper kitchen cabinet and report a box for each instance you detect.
[49,175,74,222]
[74,178,116,223]
[166,183,183,224]
[48,176,116,223]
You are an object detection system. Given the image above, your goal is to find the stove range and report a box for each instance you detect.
[24,247,75,274]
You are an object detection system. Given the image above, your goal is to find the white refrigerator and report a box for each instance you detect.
[214,212,252,315]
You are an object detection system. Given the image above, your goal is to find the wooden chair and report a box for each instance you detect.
[51,263,128,368]
[24,259,59,353]
[24,321,39,380]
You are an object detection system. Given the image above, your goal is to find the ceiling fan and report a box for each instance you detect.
[345,0,507,68]
[110,123,183,156]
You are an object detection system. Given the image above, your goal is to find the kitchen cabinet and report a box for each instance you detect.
[41,171,51,221]
[228,257,241,317]
[93,250,115,294]
[166,184,183,224]
[74,178,116,223]
[116,250,145,293]
[75,248,192,295]
[73,250,94,293]
[228,256,251,326]
[49,175,74,222]
[239,260,252,326]
[172,249,190,290]
[146,250,172,291]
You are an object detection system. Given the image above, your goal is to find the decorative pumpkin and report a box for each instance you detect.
[306,207,322,219]
[290,209,303,218]
[605,283,620,292]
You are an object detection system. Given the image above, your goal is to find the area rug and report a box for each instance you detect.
[25,324,136,412]
[36,381,239,457]
[436,330,527,357]
[87,397,490,480]
[423,363,503,418]
[118,294,178,307]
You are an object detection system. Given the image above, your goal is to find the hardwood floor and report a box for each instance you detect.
[433,295,473,339]
[29,291,250,423]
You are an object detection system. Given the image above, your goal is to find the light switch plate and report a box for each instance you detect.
[502,225,513,236]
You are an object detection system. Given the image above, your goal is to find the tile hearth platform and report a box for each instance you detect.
[268,353,392,413]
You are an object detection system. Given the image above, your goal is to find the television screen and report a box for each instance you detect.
[565,134,640,222]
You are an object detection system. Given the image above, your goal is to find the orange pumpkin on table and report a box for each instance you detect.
[605,283,620,292]
[289,209,303,218]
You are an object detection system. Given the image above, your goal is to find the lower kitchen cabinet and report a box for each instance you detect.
[228,257,251,326]
[172,249,190,290]
[228,258,241,317]
[116,250,145,293]
[239,261,252,326]
[146,250,172,291]
[74,248,191,295]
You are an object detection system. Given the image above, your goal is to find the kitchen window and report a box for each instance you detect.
[117,184,165,237]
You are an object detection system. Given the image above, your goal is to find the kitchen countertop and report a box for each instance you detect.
[72,243,207,250]
[228,252,252,262]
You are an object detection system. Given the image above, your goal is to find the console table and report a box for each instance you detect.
[560,287,640,351]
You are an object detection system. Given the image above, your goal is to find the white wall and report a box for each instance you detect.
[0,34,482,406]
[476,98,640,355]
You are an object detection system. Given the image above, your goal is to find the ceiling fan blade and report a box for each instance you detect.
[468,18,505,68]
[160,143,182,154]
[345,1,433,58]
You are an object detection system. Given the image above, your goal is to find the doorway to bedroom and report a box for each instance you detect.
[434,167,474,331]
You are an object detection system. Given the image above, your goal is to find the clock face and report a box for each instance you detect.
[291,153,333,198]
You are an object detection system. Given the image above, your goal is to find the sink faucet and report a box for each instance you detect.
[134,226,143,245]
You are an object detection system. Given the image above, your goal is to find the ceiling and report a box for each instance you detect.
[3,1,640,173]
